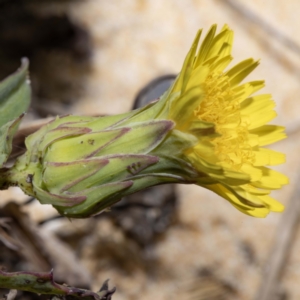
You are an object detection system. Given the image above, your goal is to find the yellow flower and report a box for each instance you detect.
[163,24,288,217]
[7,24,287,218]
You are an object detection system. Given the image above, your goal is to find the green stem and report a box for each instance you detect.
[0,168,13,190]
[0,270,115,299]
[0,159,36,196]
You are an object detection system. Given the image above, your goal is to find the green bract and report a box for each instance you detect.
[10,101,199,218]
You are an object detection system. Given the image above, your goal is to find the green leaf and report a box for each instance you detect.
[0,115,23,167]
[0,59,31,167]
[0,58,31,127]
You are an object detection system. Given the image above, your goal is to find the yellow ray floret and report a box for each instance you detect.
[166,24,288,217]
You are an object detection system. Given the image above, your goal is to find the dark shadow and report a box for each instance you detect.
[0,0,92,117]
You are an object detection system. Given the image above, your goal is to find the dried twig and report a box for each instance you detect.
[221,0,300,55]
[255,175,300,300]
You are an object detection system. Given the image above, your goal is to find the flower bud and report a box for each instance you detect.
[10,111,199,217]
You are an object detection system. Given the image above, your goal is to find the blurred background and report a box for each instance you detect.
[0,1,298,299]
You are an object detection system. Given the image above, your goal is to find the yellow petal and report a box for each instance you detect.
[250,125,287,146]
[227,185,267,206]
[204,183,271,217]
[253,148,286,166]
[242,207,270,218]
[230,60,260,87]
[225,59,259,86]
[203,29,232,62]
[240,164,263,181]
[204,183,252,210]
[252,167,289,189]
[194,24,217,67]
[210,55,233,72]
[220,168,251,185]
[241,95,277,129]
[233,80,265,103]
[258,195,285,212]
[172,29,202,94]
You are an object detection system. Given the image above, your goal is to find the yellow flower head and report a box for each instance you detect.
[164,24,288,217]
